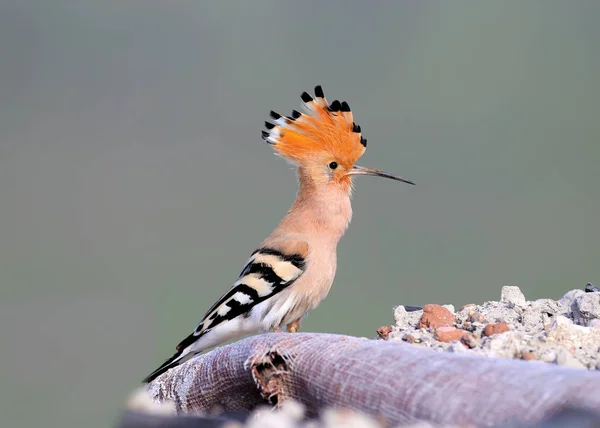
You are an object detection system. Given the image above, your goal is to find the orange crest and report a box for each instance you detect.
[262,86,367,168]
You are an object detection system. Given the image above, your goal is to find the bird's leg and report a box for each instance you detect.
[273,326,282,332]
[286,319,302,333]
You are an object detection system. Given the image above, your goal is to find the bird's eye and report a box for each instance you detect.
[329,161,338,170]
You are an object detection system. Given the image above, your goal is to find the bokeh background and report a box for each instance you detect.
[1,1,599,427]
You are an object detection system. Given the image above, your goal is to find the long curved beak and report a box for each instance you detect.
[347,165,415,185]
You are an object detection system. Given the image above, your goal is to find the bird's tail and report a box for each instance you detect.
[142,333,199,383]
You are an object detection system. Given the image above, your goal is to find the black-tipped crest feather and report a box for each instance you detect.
[328,100,342,112]
[300,92,313,103]
[314,85,325,98]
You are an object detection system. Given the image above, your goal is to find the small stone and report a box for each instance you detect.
[521,308,542,332]
[585,282,600,293]
[434,327,464,343]
[559,289,585,315]
[521,352,536,361]
[531,298,565,325]
[460,304,476,312]
[417,304,456,330]
[394,305,423,327]
[377,325,392,340]
[483,322,510,337]
[550,314,573,329]
[469,311,486,324]
[460,333,478,348]
[572,292,600,327]
[393,305,409,325]
[500,285,527,308]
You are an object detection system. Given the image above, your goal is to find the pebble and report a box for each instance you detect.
[394,305,423,328]
[500,285,527,308]
[571,292,600,327]
[434,327,464,343]
[559,289,585,312]
[585,282,600,293]
[387,285,599,371]
[417,304,455,330]
[483,322,510,337]
[469,312,486,324]
[376,326,392,340]
[521,308,542,332]
[531,298,565,325]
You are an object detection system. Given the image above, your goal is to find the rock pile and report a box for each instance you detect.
[378,284,600,370]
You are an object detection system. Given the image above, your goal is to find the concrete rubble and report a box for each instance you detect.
[379,284,600,370]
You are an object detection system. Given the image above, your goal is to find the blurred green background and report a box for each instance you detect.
[1,1,599,427]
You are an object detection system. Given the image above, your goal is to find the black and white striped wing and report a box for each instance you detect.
[142,246,307,383]
[186,247,306,341]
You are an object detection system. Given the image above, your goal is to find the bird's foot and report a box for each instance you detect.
[286,319,301,333]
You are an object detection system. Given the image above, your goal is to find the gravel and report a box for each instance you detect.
[380,284,600,370]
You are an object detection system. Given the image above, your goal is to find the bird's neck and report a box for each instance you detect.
[274,169,353,242]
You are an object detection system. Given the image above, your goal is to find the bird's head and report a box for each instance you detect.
[262,86,414,191]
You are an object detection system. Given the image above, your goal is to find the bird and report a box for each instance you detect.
[143,85,415,383]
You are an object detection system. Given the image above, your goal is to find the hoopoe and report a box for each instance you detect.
[143,86,414,383]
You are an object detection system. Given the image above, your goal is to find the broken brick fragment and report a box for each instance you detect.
[418,304,456,330]
[483,322,510,337]
[377,325,392,340]
[434,327,464,343]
